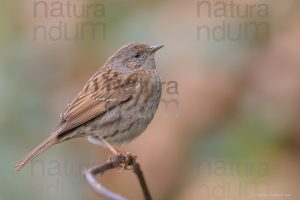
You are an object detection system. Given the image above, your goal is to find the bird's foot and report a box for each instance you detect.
[108,152,137,170]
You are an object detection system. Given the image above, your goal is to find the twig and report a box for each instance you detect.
[84,152,152,200]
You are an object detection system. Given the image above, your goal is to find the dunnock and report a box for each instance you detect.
[16,42,163,171]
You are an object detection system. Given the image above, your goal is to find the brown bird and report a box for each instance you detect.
[16,42,163,171]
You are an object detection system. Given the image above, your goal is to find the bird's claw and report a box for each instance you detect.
[108,152,137,171]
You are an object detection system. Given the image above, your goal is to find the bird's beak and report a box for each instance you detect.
[150,44,164,54]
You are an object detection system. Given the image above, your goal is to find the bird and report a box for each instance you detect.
[15,42,163,171]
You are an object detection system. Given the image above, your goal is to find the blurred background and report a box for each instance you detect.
[1,0,300,199]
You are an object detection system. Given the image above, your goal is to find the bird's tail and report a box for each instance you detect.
[15,134,58,171]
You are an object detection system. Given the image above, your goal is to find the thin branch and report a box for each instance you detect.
[132,162,152,200]
[84,152,152,200]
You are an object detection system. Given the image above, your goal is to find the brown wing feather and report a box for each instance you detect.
[55,67,138,135]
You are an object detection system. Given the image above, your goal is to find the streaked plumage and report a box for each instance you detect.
[16,42,163,171]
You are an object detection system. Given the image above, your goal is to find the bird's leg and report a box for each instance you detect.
[97,136,133,170]
[98,136,119,155]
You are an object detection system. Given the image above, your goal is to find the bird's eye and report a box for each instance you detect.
[133,52,141,59]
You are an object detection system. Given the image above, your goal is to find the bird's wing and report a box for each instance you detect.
[54,67,140,135]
